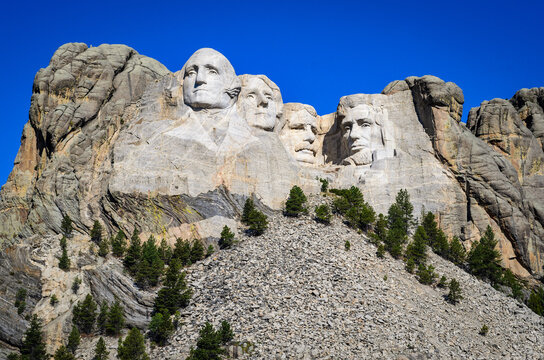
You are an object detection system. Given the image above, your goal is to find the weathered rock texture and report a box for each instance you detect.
[0,43,543,353]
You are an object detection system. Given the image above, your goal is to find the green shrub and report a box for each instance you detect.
[105,299,125,336]
[370,214,387,245]
[318,178,329,193]
[241,198,255,225]
[417,264,437,285]
[149,310,174,346]
[54,345,75,360]
[438,275,448,288]
[154,259,193,315]
[97,301,108,333]
[117,328,149,360]
[71,276,82,294]
[59,236,71,271]
[186,321,234,360]
[448,236,466,265]
[15,288,27,315]
[467,226,502,284]
[284,185,307,217]
[405,226,428,266]
[72,294,97,334]
[344,240,351,251]
[314,204,331,224]
[376,244,385,258]
[61,215,73,238]
[247,209,268,236]
[93,337,109,360]
[124,229,142,275]
[405,258,415,273]
[67,326,80,353]
[90,220,103,244]
[479,324,489,336]
[20,315,48,360]
[50,294,59,306]
[501,269,524,300]
[447,278,463,304]
[111,230,127,257]
[98,237,109,257]
[331,186,375,231]
[219,225,235,249]
[190,240,205,263]
[527,287,544,316]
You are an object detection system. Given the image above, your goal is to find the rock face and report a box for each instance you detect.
[0,43,543,351]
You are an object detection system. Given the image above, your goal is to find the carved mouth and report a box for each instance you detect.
[296,149,314,156]
[351,145,367,153]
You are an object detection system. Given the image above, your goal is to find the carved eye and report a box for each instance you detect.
[186,69,196,77]
[362,123,371,128]
[343,123,352,131]
[246,93,256,99]
[208,68,218,75]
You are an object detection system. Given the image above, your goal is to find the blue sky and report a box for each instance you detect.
[1,0,543,186]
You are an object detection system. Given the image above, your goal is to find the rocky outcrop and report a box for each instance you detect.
[390,75,540,276]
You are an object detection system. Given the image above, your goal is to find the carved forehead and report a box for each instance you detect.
[243,77,271,92]
[344,104,375,121]
[184,48,236,76]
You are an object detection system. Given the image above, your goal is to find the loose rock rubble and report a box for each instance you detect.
[142,195,544,359]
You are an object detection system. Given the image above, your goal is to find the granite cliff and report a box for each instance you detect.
[0,43,543,356]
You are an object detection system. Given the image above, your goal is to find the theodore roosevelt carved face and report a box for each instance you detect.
[338,102,389,166]
[182,48,240,110]
[280,104,319,164]
[238,75,283,131]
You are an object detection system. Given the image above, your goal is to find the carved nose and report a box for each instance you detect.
[304,126,315,143]
[350,124,362,140]
[195,71,207,85]
[257,94,269,108]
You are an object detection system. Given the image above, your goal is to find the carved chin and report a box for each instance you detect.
[345,149,372,166]
[294,149,316,164]
[248,114,275,131]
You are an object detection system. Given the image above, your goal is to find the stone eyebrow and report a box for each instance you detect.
[204,64,219,72]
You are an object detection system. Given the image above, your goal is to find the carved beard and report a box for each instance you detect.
[343,148,372,166]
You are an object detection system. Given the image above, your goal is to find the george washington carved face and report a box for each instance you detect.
[182,48,240,110]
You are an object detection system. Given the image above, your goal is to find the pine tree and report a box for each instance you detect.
[53,345,75,360]
[186,322,225,360]
[247,209,268,236]
[405,226,428,266]
[319,178,329,193]
[15,288,27,315]
[61,215,73,238]
[370,213,387,245]
[153,259,193,315]
[148,310,174,346]
[394,189,415,234]
[219,226,235,249]
[71,276,81,294]
[219,320,234,344]
[105,299,124,336]
[90,220,103,244]
[447,278,463,304]
[59,236,70,271]
[97,301,109,334]
[20,315,48,360]
[433,229,450,257]
[93,337,109,360]
[284,185,308,217]
[117,328,149,360]
[385,203,408,258]
[241,198,255,225]
[66,326,80,354]
[158,239,172,264]
[67,326,80,354]
[98,237,109,257]
[527,287,544,316]
[111,230,127,257]
[72,294,97,334]
[124,229,142,275]
[467,225,502,283]
[173,238,192,266]
[190,240,205,264]
[136,236,164,288]
[448,236,466,265]
[417,263,437,285]
[314,204,332,224]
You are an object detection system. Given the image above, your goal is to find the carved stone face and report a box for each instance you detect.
[182,48,238,110]
[280,105,318,164]
[341,104,385,165]
[239,77,277,131]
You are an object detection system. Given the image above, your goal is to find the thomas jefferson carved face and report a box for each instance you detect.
[340,104,386,165]
[238,77,279,131]
[280,105,318,164]
[182,48,240,110]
